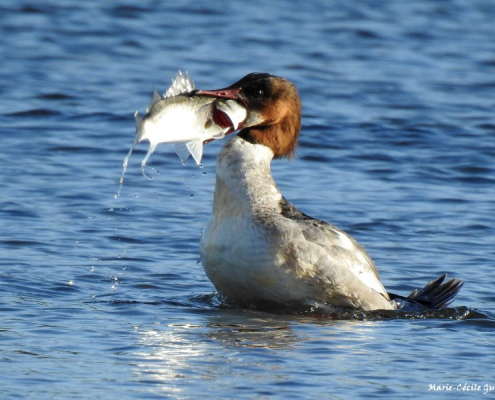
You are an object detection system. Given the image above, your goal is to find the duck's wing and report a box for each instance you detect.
[279,197,390,304]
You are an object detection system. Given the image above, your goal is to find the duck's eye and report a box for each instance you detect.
[258,90,264,96]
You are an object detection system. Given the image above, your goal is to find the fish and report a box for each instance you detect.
[116,71,247,198]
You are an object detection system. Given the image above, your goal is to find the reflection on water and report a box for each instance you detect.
[132,303,495,396]
[133,309,389,395]
[206,322,295,349]
[135,327,204,396]
[134,312,299,393]
[2,0,495,397]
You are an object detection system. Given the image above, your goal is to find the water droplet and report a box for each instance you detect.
[141,162,154,180]
[190,194,194,198]
[201,171,207,176]
[116,150,133,198]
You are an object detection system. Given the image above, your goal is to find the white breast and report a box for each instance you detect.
[200,135,394,311]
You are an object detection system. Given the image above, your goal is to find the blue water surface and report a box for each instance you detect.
[1,1,495,398]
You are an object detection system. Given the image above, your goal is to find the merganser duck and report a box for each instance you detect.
[197,73,463,312]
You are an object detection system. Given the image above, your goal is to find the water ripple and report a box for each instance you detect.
[1,0,495,398]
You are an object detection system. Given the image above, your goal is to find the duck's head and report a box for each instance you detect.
[198,73,302,159]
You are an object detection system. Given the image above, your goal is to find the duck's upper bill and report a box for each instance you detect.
[197,73,302,159]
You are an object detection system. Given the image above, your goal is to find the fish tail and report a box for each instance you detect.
[134,111,145,143]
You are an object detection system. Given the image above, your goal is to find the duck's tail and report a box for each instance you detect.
[389,274,464,311]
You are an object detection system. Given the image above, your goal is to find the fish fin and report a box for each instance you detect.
[165,70,195,98]
[209,128,228,140]
[134,111,146,143]
[175,142,191,164]
[186,140,204,165]
[147,90,161,112]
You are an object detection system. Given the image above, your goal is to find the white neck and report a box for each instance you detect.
[213,135,282,215]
